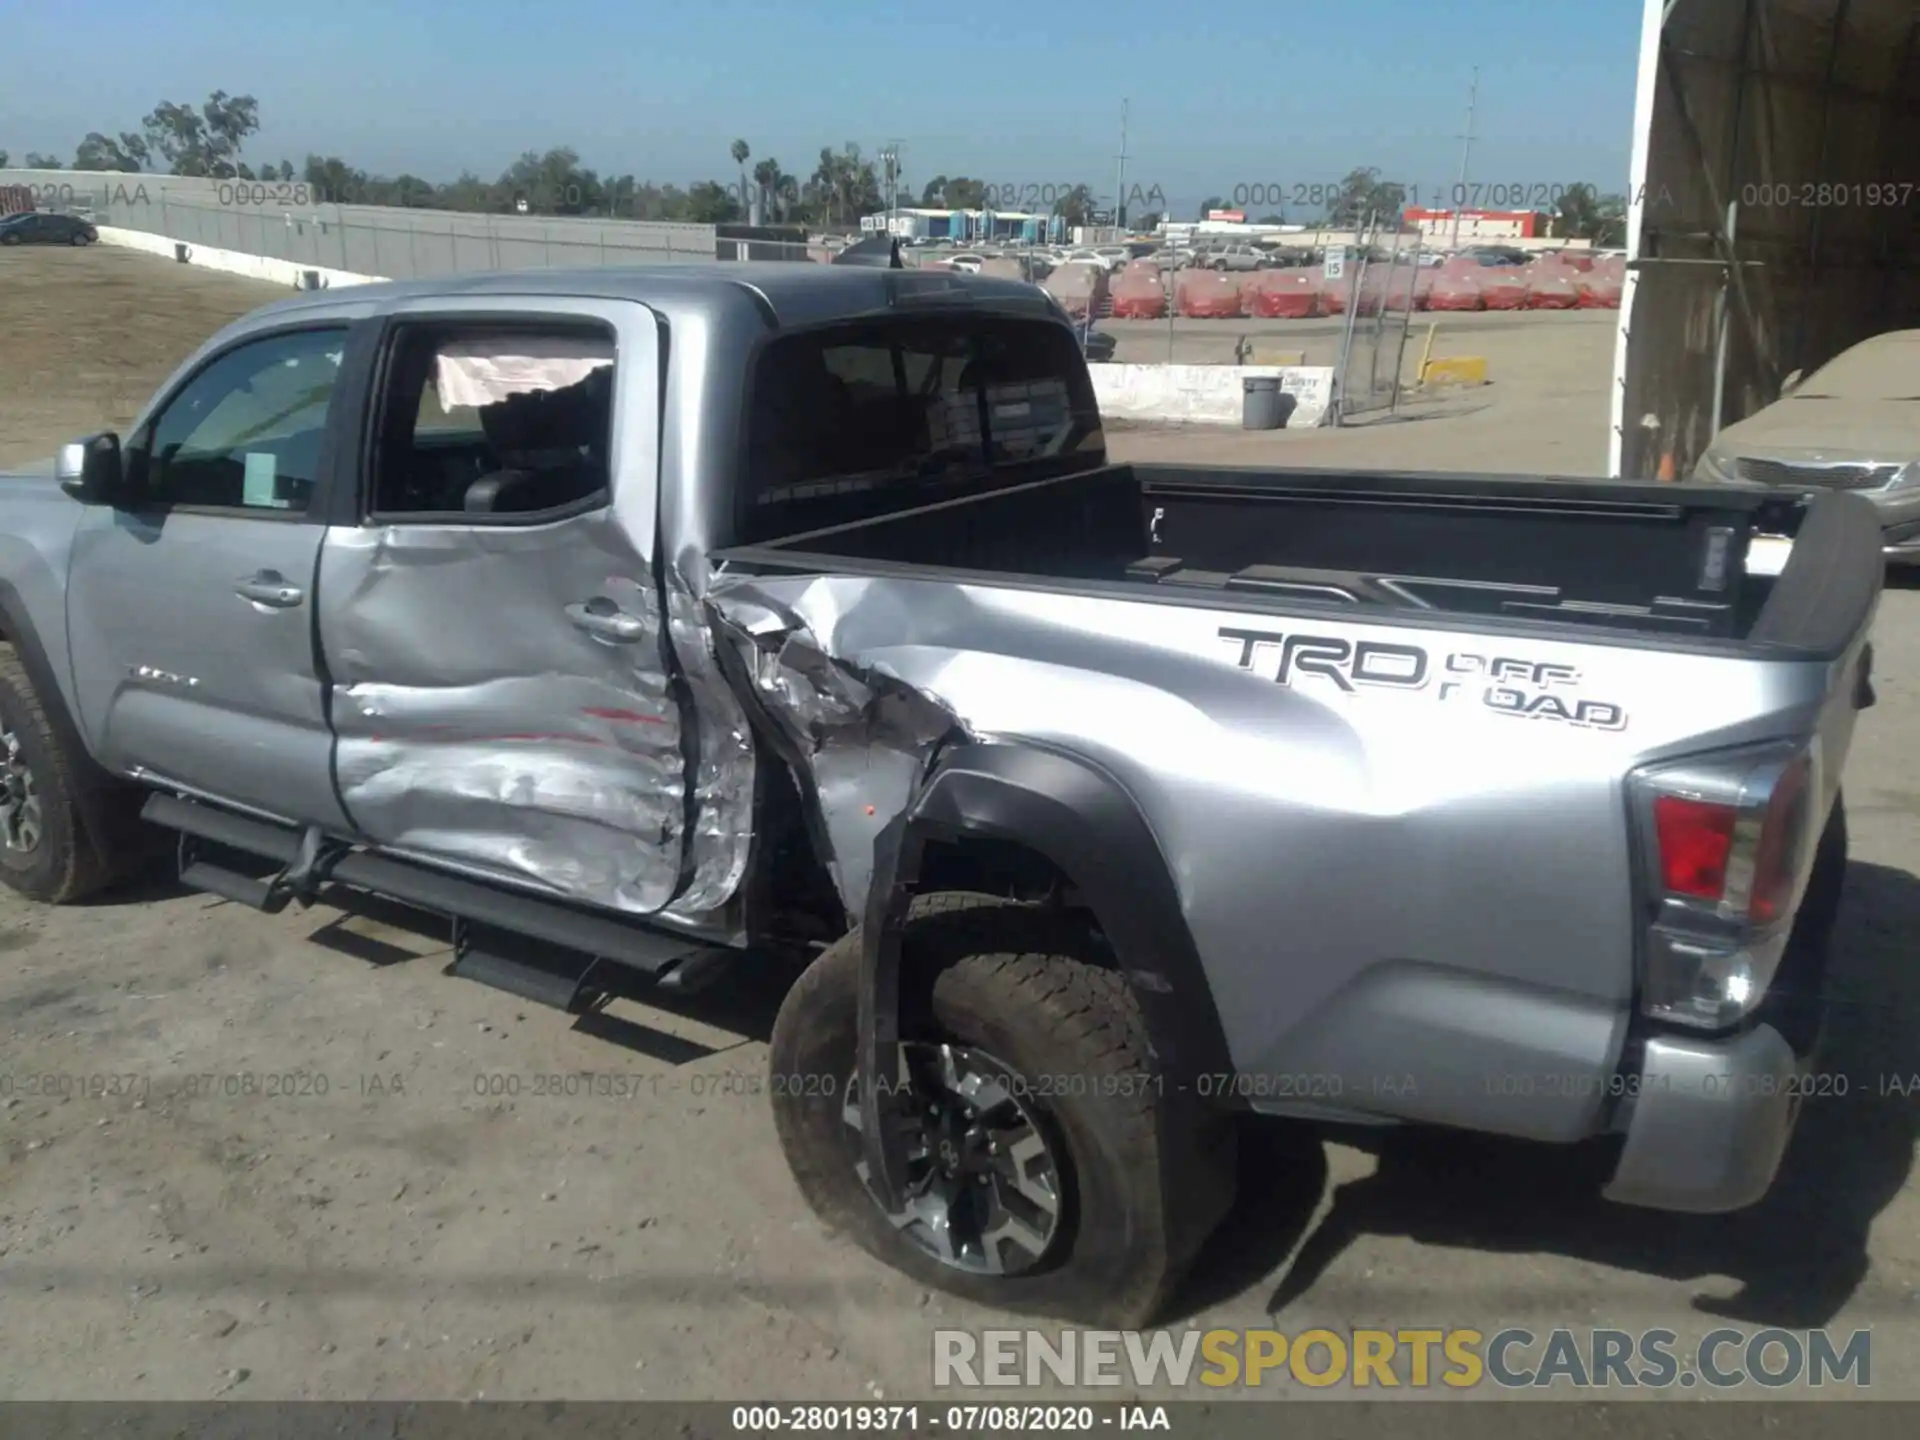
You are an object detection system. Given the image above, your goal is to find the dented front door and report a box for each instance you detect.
[316,297,687,914]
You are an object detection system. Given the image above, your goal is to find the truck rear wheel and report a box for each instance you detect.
[769,892,1228,1327]
[0,648,111,904]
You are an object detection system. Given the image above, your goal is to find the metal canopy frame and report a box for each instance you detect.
[1614,0,1920,477]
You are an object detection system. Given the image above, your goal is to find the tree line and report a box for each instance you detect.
[1,93,1626,242]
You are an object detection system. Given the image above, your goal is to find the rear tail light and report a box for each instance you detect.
[1652,795,1736,901]
[1630,742,1822,1029]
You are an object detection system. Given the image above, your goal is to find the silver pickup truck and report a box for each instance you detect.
[0,266,1882,1325]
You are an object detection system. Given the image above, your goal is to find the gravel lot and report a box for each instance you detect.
[2,245,1918,1407]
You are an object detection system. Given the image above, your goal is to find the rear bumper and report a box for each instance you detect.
[1601,1022,1805,1213]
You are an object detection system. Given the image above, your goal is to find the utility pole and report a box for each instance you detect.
[881,141,902,236]
[1448,67,1480,253]
[1114,98,1130,233]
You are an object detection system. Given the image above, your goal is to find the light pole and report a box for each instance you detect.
[1448,68,1480,253]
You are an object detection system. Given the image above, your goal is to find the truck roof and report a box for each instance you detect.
[228,263,1055,336]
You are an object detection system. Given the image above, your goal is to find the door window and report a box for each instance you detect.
[134,327,349,514]
[367,322,616,520]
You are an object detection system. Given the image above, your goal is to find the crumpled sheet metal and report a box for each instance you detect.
[707,582,963,919]
[323,523,688,915]
[658,568,758,923]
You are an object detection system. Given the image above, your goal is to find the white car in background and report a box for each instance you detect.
[1694,327,1920,563]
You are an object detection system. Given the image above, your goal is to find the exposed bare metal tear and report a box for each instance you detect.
[707,585,965,919]
[660,569,757,928]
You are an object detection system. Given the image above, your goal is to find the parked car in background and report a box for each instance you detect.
[1462,244,1529,267]
[1203,243,1267,272]
[0,211,98,247]
[1694,328,1920,564]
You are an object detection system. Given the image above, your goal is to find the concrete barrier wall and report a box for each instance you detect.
[98,225,383,289]
[1092,364,1336,427]
[1,168,737,279]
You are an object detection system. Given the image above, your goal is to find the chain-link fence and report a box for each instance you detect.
[1329,218,1423,422]
[0,169,817,277]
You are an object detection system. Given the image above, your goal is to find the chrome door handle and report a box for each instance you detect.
[564,601,646,642]
[234,573,304,608]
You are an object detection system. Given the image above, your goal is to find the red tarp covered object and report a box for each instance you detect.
[1426,257,1485,312]
[1176,268,1244,318]
[1522,257,1581,310]
[1578,256,1625,309]
[1043,261,1110,321]
[1246,268,1322,319]
[1110,260,1168,319]
[1477,265,1528,311]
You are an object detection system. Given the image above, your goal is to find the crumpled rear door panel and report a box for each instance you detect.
[320,519,685,912]
[314,295,686,915]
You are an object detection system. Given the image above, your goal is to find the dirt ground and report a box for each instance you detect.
[1101,310,1619,477]
[4,245,1920,1409]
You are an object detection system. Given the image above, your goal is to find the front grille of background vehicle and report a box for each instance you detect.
[1736,457,1901,490]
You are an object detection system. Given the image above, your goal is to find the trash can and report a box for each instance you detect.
[1242,375,1284,430]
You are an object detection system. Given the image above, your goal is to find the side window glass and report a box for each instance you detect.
[137,327,349,513]
[369,325,615,520]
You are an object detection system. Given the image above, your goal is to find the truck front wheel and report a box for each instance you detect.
[0,648,112,904]
[769,892,1227,1327]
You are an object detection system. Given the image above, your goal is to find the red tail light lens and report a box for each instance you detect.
[1652,794,1737,900]
[1748,753,1812,924]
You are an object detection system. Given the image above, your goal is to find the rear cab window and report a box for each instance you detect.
[738,312,1104,543]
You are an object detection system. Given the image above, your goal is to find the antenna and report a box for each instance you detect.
[1448,68,1480,252]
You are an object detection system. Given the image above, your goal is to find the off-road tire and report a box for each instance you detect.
[770,891,1233,1327]
[0,647,113,904]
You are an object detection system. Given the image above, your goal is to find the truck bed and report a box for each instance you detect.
[714,464,1882,655]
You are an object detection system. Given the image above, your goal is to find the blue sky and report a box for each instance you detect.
[5,0,1644,216]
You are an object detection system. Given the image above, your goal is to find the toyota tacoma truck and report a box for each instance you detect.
[0,265,1881,1325]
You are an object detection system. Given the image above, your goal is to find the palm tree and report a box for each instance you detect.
[730,139,750,213]
[752,157,790,220]
[1554,184,1628,246]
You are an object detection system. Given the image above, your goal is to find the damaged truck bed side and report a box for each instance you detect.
[0,264,1882,1326]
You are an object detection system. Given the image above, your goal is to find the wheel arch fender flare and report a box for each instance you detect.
[854,741,1236,1206]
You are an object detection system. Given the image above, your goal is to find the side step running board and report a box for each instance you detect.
[452,921,605,1013]
[144,793,703,980]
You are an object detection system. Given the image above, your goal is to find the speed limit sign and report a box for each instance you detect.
[1325,245,1347,280]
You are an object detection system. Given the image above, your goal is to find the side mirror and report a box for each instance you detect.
[57,432,124,505]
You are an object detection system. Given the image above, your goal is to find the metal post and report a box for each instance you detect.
[1333,212,1370,423]
[1710,200,1738,440]
[1448,68,1480,254]
[1391,233,1423,412]
[1114,98,1130,231]
[1166,233,1178,365]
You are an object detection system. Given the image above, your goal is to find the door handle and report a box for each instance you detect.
[564,601,647,643]
[234,573,304,608]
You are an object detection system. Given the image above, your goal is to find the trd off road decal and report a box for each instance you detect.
[1217,627,1628,732]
